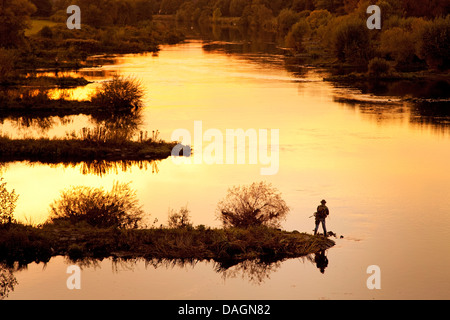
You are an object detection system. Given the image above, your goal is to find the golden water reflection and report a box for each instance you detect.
[1,252,323,300]
[2,40,450,299]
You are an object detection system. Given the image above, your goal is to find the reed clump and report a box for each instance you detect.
[0,134,177,163]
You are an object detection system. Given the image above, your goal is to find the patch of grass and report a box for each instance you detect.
[0,135,178,163]
[0,222,335,266]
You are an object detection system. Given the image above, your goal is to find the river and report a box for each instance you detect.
[1,39,450,300]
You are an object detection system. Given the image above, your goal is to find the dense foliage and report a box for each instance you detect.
[1,0,449,72]
[173,0,450,71]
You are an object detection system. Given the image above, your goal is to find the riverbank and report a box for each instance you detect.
[0,136,178,163]
[0,223,335,267]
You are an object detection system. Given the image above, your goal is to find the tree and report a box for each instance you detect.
[332,17,372,64]
[229,0,248,17]
[217,182,290,228]
[276,8,301,36]
[417,16,450,70]
[0,178,19,225]
[214,0,231,17]
[0,0,36,48]
[212,7,222,22]
[314,0,345,13]
[134,0,154,22]
[291,0,315,12]
[240,4,274,30]
[380,27,412,63]
[0,48,17,83]
[306,9,331,31]
[160,0,183,14]
[167,205,192,228]
[402,0,450,18]
[285,19,311,53]
[30,0,52,17]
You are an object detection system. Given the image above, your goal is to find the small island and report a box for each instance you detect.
[0,180,335,267]
[0,223,335,266]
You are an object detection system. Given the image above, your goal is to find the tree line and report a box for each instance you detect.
[1,0,449,76]
[0,0,184,81]
[173,0,449,72]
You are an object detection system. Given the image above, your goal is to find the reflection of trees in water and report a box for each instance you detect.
[64,256,101,271]
[0,264,19,300]
[2,252,329,297]
[70,108,144,143]
[331,77,450,134]
[409,101,450,134]
[1,115,75,137]
[62,159,160,177]
[214,259,283,285]
[105,254,322,285]
[0,162,8,175]
[1,100,145,141]
[336,97,450,135]
[339,79,450,100]
[183,22,280,50]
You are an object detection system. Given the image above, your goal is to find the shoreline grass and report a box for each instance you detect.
[0,223,335,267]
[0,135,178,163]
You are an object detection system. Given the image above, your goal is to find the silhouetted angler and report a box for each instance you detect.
[314,199,329,236]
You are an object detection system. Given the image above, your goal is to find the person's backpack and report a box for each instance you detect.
[316,205,328,219]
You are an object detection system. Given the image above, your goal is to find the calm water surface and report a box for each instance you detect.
[2,40,450,300]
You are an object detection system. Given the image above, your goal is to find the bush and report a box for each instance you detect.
[367,57,392,78]
[0,178,19,225]
[167,205,192,229]
[217,182,290,228]
[49,182,144,229]
[90,75,145,111]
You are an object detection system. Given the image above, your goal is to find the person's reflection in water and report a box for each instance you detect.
[314,250,328,274]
